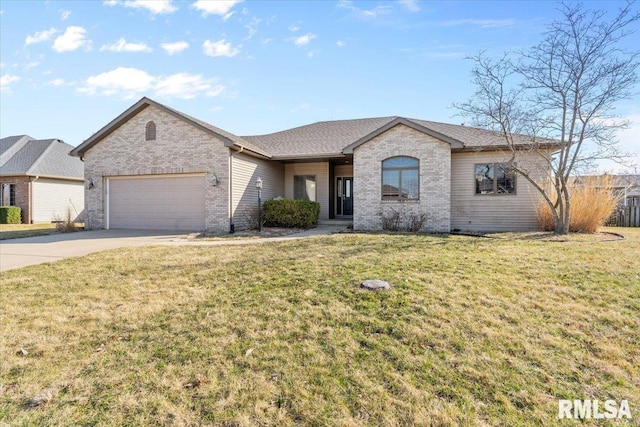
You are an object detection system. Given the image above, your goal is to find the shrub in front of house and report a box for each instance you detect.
[0,206,22,224]
[263,199,320,228]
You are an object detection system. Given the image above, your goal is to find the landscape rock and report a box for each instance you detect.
[360,280,391,291]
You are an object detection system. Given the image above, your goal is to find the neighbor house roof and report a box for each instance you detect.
[0,136,84,180]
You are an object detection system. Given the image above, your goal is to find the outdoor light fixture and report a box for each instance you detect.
[86,178,95,189]
[211,174,220,187]
[256,177,263,232]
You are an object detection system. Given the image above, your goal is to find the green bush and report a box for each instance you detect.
[0,206,22,224]
[263,199,320,228]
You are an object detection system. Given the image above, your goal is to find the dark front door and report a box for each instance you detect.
[336,177,353,216]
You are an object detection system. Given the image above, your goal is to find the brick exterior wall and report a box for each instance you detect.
[0,176,31,223]
[82,105,230,232]
[353,124,451,232]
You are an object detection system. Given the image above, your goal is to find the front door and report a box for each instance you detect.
[336,177,353,216]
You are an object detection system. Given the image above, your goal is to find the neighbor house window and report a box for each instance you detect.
[382,156,419,200]
[145,121,156,141]
[475,163,516,195]
[294,175,316,202]
[0,184,16,206]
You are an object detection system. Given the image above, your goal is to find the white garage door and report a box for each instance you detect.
[108,175,206,231]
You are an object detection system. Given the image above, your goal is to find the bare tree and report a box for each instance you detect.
[455,1,639,234]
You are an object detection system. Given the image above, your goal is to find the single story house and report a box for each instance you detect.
[1,135,84,223]
[70,97,558,233]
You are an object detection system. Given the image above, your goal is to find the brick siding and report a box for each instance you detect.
[82,105,229,232]
[353,124,451,232]
[0,176,31,223]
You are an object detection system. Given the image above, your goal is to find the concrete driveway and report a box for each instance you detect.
[0,230,187,272]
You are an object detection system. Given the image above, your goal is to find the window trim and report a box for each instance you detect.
[293,175,317,202]
[381,156,420,201]
[474,163,517,196]
[145,121,156,141]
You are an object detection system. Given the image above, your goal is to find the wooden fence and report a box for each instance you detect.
[607,206,640,227]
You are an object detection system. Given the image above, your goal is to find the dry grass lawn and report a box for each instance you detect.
[1,229,639,426]
[0,224,58,240]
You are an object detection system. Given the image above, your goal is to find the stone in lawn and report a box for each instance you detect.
[360,280,391,291]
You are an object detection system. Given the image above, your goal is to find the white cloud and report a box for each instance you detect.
[52,26,91,52]
[103,0,118,5]
[203,39,239,57]
[288,24,300,32]
[1,74,20,91]
[78,67,154,98]
[244,17,260,40]
[45,78,75,86]
[307,50,319,58]
[336,40,346,47]
[155,72,224,99]
[78,66,224,100]
[338,0,392,20]
[292,33,316,47]
[398,0,420,12]
[60,9,71,20]
[440,18,516,29]
[100,38,152,53]
[124,0,177,14]
[290,102,310,112]
[25,28,57,46]
[161,41,189,55]
[192,0,243,17]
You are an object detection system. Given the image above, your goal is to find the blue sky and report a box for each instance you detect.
[1,0,638,171]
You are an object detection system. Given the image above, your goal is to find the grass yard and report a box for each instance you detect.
[1,229,639,426]
[0,224,59,240]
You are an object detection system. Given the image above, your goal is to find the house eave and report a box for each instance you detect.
[0,172,84,181]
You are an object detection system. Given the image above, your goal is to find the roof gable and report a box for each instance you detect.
[70,97,270,159]
[342,117,464,153]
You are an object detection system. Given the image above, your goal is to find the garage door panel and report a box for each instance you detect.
[108,175,205,231]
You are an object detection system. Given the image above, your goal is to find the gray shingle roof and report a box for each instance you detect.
[0,136,83,179]
[242,117,398,158]
[242,116,548,158]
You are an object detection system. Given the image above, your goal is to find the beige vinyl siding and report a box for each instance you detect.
[451,150,550,232]
[31,178,84,223]
[284,162,330,220]
[231,153,284,230]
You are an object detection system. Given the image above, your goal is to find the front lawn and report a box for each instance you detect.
[1,229,638,426]
[0,223,59,240]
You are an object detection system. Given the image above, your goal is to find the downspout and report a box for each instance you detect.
[229,145,244,233]
[30,175,40,224]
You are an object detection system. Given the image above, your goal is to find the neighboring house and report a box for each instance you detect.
[0,135,84,223]
[574,174,640,207]
[70,97,558,233]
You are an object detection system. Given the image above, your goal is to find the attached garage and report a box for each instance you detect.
[106,174,206,231]
[32,178,84,223]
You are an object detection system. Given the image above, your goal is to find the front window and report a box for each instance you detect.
[294,175,316,202]
[475,163,516,195]
[382,156,419,200]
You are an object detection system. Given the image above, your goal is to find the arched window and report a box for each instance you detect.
[145,121,156,141]
[382,156,419,200]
